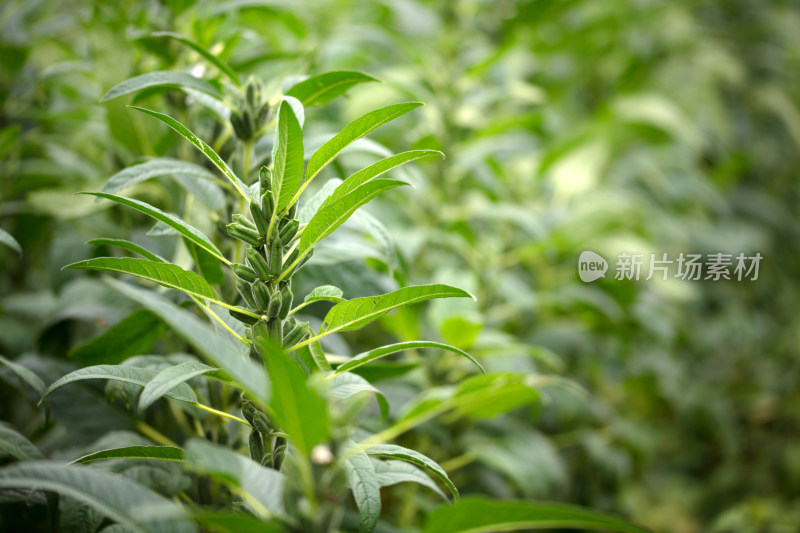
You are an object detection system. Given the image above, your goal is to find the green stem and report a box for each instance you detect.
[193,402,251,426]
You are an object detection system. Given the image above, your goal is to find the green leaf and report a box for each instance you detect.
[0,461,195,533]
[304,102,424,185]
[171,173,225,211]
[335,341,485,376]
[184,239,225,285]
[0,228,21,255]
[423,496,651,533]
[184,439,285,516]
[314,285,474,339]
[86,238,166,263]
[371,458,447,500]
[0,355,46,396]
[321,150,443,210]
[72,446,184,465]
[327,372,389,419]
[40,365,197,405]
[271,99,304,213]
[304,285,345,303]
[101,71,219,102]
[0,422,44,460]
[0,124,20,161]
[68,309,166,365]
[254,337,329,456]
[286,179,406,275]
[139,361,217,411]
[129,107,249,200]
[107,279,269,406]
[192,511,282,533]
[365,443,458,500]
[343,441,381,533]
[285,70,377,107]
[152,32,240,85]
[64,257,218,301]
[83,193,229,264]
[101,158,217,196]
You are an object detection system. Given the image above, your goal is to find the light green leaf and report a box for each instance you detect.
[107,279,269,406]
[0,228,21,255]
[152,32,240,85]
[298,178,340,224]
[40,365,197,405]
[313,284,474,340]
[101,71,219,102]
[68,309,166,365]
[271,99,304,213]
[101,158,217,196]
[0,461,196,533]
[286,179,406,275]
[304,285,344,303]
[285,70,377,107]
[64,257,218,302]
[184,439,285,516]
[327,372,389,419]
[371,458,447,500]
[192,511,282,533]
[343,441,381,533]
[171,173,225,211]
[365,443,458,500]
[424,496,651,533]
[86,238,166,263]
[0,355,46,396]
[72,446,184,465]
[139,362,217,411]
[0,422,44,460]
[83,193,229,264]
[304,102,424,186]
[129,107,248,200]
[254,337,329,456]
[335,341,484,376]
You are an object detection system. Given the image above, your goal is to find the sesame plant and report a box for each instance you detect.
[0,27,649,533]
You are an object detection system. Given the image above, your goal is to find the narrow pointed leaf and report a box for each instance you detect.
[371,458,447,500]
[328,372,389,419]
[254,337,329,456]
[64,257,218,301]
[171,173,225,210]
[40,365,197,405]
[0,228,21,255]
[83,193,228,263]
[129,107,248,199]
[101,159,218,196]
[271,99,304,212]
[68,309,166,365]
[192,512,282,533]
[365,443,458,500]
[86,238,166,263]
[343,441,381,533]
[424,496,651,533]
[152,32,240,85]
[286,70,377,107]
[336,341,484,376]
[101,71,219,102]
[0,355,46,396]
[107,279,269,406]
[305,102,423,184]
[0,461,195,533]
[318,285,473,337]
[0,422,44,460]
[72,446,184,465]
[139,361,217,411]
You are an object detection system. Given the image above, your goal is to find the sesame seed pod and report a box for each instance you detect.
[236,278,257,308]
[279,219,300,243]
[267,291,282,318]
[268,317,282,341]
[259,167,271,197]
[282,322,309,349]
[249,430,266,462]
[249,200,269,238]
[227,223,263,247]
[252,281,271,311]
[232,263,257,283]
[232,214,257,232]
[246,248,271,281]
[261,190,275,220]
[278,284,293,319]
[229,309,258,325]
[268,236,283,277]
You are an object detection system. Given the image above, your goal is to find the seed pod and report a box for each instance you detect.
[230,309,258,325]
[279,284,293,319]
[268,317,283,341]
[230,111,246,140]
[260,453,272,467]
[282,315,297,336]
[259,167,271,197]
[232,214,257,232]
[261,190,275,220]
[241,399,257,426]
[232,263,257,282]
[246,248,271,281]
[236,278,257,308]
[282,321,309,348]
[249,430,266,462]
[268,236,283,276]
[240,109,253,140]
[252,281,271,311]
[283,247,299,269]
[272,444,286,469]
[266,291,282,318]
[246,79,258,109]
[279,219,300,243]
[227,223,263,247]
[251,409,272,435]
[249,200,269,238]
[286,202,297,220]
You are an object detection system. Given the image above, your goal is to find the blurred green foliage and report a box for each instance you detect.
[1,0,799,532]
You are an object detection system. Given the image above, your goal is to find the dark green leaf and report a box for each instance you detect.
[0,422,44,460]
[68,309,166,365]
[86,238,166,263]
[0,228,21,255]
[365,443,458,500]
[335,341,484,376]
[0,355,46,396]
[72,446,184,465]
[286,70,377,107]
[139,362,217,411]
